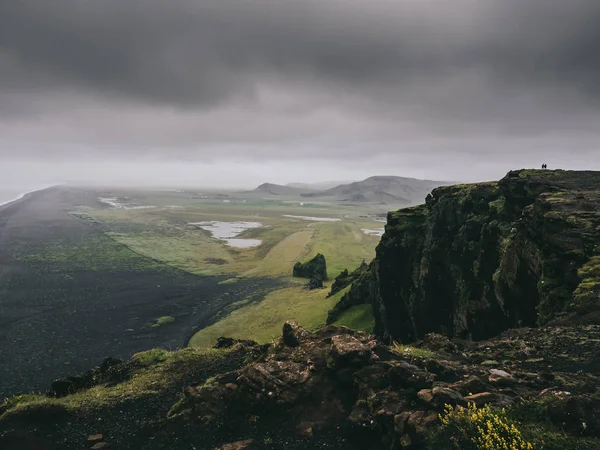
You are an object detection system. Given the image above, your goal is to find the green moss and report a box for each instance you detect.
[332,303,375,332]
[151,316,176,327]
[391,343,437,360]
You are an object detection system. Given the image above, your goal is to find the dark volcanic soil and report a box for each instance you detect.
[0,187,280,396]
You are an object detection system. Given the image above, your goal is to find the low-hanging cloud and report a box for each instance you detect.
[0,0,599,177]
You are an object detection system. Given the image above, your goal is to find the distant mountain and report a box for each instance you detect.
[248,183,311,196]
[301,176,449,205]
[286,181,355,190]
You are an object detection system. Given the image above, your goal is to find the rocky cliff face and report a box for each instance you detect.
[341,170,600,342]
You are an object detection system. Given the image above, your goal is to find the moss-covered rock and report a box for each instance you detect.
[340,170,600,342]
[293,253,328,281]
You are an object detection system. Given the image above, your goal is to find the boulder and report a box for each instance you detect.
[329,334,373,368]
[308,274,324,290]
[488,368,517,386]
[389,361,434,389]
[293,253,328,280]
[431,386,464,408]
[282,321,311,347]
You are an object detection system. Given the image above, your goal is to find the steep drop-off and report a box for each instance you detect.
[338,170,600,342]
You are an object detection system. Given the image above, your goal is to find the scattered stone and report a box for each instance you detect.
[431,386,464,407]
[489,368,516,386]
[455,375,489,395]
[90,443,108,450]
[87,434,103,442]
[389,361,434,389]
[464,392,499,406]
[417,389,434,405]
[215,439,254,450]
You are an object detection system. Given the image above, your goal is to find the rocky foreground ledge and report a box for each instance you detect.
[2,322,600,449]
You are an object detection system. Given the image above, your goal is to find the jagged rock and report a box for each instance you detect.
[308,274,324,290]
[328,261,368,298]
[389,361,434,389]
[213,337,258,349]
[329,334,372,368]
[4,323,600,450]
[419,333,459,354]
[49,357,129,398]
[293,253,328,280]
[282,321,311,347]
[454,375,489,395]
[417,389,434,405]
[431,386,464,407]
[464,392,499,406]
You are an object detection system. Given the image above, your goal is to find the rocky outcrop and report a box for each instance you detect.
[328,260,368,298]
[3,323,600,449]
[339,170,600,342]
[293,253,328,282]
[168,323,600,449]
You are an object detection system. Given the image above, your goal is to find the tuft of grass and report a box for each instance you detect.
[151,316,175,327]
[332,303,375,332]
[391,343,437,359]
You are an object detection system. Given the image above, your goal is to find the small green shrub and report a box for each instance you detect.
[433,403,534,450]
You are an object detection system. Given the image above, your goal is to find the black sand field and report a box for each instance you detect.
[0,187,279,396]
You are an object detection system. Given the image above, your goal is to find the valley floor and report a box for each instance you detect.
[0,186,382,396]
[0,188,281,396]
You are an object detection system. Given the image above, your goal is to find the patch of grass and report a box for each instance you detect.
[308,222,379,278]
[332,303,375,332]
[391,343,437,359]
[0,347,239,418]
[242,230,314,277]
[1,394,47,414]
[132,348,170,366]
[189,284,347,348]
[150,316,175,327]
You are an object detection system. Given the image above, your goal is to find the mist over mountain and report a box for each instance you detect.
[300,176,450,205]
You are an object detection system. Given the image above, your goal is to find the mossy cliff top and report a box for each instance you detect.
[336,169,600,342]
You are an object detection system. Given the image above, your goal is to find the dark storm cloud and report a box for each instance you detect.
[0,0,599,166]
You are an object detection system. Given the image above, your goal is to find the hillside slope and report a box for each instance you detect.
[247,183,312,196]
[335,170,600,342]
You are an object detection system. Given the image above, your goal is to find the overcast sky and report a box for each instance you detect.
[1,0,599,188]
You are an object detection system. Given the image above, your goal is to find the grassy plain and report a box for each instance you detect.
[77,189,383,345]
[189,284,348,347]
[332,303,375,332]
